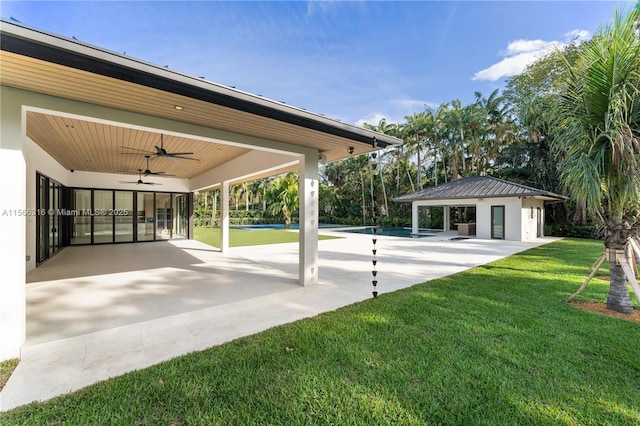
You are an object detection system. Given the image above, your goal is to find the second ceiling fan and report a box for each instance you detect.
[122,134,201,161]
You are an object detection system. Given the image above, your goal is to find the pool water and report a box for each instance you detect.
[232,224,298,230]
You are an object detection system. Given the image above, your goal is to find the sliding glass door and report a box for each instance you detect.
[65,188,188,245]
[175,194,188,239]
[155,193,172,240]
[115,191,134,242]
[36,173,62,264]
[94,190,113,244]
[71,189,91,244]
[137,192,155,242]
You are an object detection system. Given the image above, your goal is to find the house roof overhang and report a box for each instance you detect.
[0,19,402,181]
[393,176,568,203]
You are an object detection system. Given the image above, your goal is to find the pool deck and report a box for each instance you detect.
[1,231,557,411]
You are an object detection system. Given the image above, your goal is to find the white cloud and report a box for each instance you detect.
[472,28,591,82]
[501,39,556,56]
[565,29,590,43]
[355,113,388,128]
[354,98,442,127]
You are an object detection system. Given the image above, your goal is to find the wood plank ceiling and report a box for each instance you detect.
[26,111,249,179]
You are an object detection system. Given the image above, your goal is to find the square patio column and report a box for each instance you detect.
[220,180,230,253]
[299,152,319,286]
[412,202,419,235]
[0,91,26,361]
[444,206,450,232]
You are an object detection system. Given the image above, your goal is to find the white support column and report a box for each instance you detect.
[444,206,450,232]
[220,181,230,253]
[412,202,419,234]
[0,89,26,361]
[299,153,319,286]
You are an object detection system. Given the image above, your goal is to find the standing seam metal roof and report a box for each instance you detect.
[393,176,567,202]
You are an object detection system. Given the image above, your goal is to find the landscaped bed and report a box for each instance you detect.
[3,238,638,424]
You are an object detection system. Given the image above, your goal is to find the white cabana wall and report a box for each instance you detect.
[411,196,546,242]
[521,197,545,241]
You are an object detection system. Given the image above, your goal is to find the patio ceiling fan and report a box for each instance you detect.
[121,134,200,161]
[119,156,175,177]
[119,170,162,186]
[141,155,175,176]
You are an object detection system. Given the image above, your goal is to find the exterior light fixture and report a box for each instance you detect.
[173,105,184,111]
[348,146,354,154]
[372,137,378,148]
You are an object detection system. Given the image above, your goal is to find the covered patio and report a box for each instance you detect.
[0,19,401,363]
[1,231,559,410]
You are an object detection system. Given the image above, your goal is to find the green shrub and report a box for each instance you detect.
[545,222,600,239]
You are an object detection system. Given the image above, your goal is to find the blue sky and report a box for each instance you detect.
[1,1,634,127]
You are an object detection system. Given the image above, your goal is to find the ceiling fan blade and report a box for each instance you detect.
[170,155,201,161]
[121,146,154,154]
[166,151,194,156]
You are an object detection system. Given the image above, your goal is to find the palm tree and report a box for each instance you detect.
[267,173,299,229]
[363,118,395,216]
[403,112,429,189]
[555,10,640,314]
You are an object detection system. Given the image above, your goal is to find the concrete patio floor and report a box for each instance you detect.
[1,230,559,411]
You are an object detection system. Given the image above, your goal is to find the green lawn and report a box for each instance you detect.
[4,239,639,425]
[194,226,342,247]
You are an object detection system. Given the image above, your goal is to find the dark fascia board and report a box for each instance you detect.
[0,20,401,149]
[393,193,568,203]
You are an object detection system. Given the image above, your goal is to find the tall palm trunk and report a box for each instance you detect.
[604,214,634,313]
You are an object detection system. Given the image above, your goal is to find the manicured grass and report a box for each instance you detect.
[0,359,19,392]
[4,239,639,424]
[194,226,341,247]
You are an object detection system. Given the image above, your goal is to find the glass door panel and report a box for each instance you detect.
[48,181,59,255]
[71,189,92,244]
[115,191,134,242]
[137,192,155,241]
[491,205,505,240]
[175,194,188,239]
[155,193,172,240]
[536,207,543,238]
[36,174,48,263]
[94,190,114,244]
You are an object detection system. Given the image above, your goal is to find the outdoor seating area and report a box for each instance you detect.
[455,222,476,236]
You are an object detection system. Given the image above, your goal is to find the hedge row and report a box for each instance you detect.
[545,223,600,240]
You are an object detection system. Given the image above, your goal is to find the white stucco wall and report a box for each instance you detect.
[0,87,27,360]
[521,198,545,241]
[476,197,521,241]
[411,196,544,242]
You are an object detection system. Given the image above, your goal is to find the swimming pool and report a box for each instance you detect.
[337,227,435,238]
[232,224,298,230]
